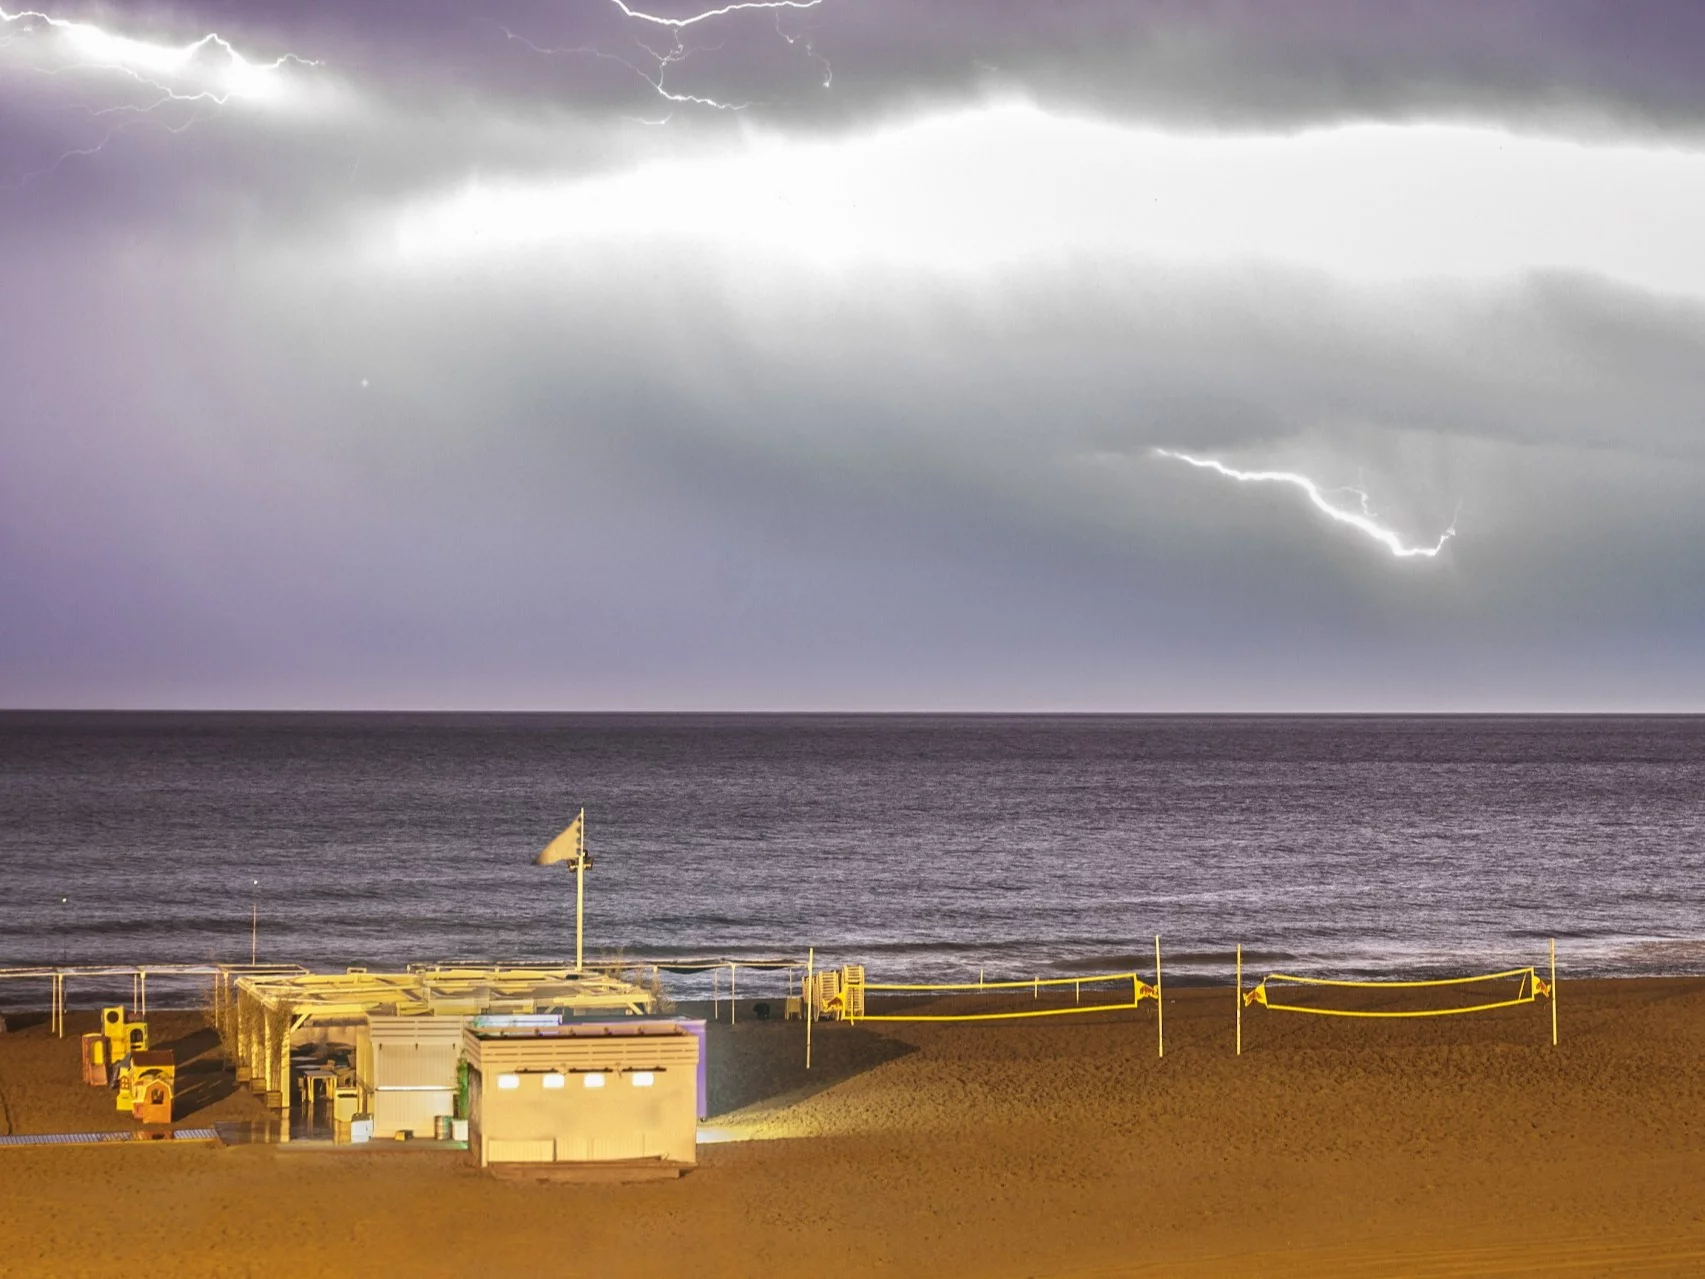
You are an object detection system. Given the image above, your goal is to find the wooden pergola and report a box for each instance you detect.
[221,965,656,1110]
[0,963,306,1037]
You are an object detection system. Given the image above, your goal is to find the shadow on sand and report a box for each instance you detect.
[152,1025,234,1121]
[700,1007,913,1118]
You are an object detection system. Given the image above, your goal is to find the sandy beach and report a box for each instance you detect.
[3,978,1704,1277]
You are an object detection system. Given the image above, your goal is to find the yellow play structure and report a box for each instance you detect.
[83,1006,175,1123]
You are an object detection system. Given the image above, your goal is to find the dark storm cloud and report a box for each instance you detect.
[12,0,1705,195]
[10,0,1705,233]
[4,228,1703,708]
[2,0,1704,710]
[74,0,1705,135]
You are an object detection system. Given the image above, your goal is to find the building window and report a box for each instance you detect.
[583,1073,606,1089]
[497,1074,519,1090]
[542,1073,565,1089]
[630,1072,655,1087]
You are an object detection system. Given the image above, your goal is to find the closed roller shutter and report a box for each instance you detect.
[372,1088,454,1138]
[488,1138,555,1163]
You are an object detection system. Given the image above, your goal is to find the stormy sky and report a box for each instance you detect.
[2,1,1703,711]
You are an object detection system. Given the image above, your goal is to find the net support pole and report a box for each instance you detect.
[730,964,737,1025]
[805,947,814,1071]
[1155,934,1164,1060]
[1550,937,1558,1048]
[1236,944,1242,1057]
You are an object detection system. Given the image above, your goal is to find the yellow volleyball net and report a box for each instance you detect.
[1244,966,1550,1018]
[844,937,1170,1058]
[851,969,1158,1024]
[1236,940,1559,1049]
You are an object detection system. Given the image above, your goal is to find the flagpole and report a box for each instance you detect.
[575,808,586,973]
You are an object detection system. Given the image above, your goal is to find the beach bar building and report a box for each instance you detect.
[463,1021,699,1171]
[221,966,655,1114]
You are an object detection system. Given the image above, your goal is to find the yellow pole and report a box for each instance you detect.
[805,947,814,1071]
[1155,934,1164,1060]
[1550,937,1558,1048]
[1236,944,1242,1057]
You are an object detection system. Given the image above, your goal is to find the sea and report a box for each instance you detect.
[2,713,1703,1003]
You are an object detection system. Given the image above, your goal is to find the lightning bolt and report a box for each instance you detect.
[1154,449,1459,559]
[774,11,831,89]
[502,0,830,119]
[607,0,826,29]
[0,5,319,186]
[499,24,750,116]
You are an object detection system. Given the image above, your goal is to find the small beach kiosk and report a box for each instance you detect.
[463,1021,699,1173]
[356,1015,465,1138]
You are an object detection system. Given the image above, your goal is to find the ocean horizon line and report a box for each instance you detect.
[5,707,1705,719]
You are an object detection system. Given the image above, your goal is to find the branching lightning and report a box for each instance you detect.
[1154,449,1458,559]
[607,0,826,28]
[0,5,318,186]
[502,0,830,120]
[500,24,750,116]
[773,11,832,89]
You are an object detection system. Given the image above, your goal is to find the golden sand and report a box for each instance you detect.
[2,978,1703,1277]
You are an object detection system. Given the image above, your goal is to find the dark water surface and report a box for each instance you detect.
[1,714,1701,986]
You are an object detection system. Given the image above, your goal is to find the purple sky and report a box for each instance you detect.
[2,1,1703,710]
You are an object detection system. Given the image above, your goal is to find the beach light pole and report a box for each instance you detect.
[536,809,592,972]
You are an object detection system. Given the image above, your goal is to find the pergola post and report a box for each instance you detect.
[236,989,253,1082]
[273,1008,291,1113]
[261,1006,275,1100]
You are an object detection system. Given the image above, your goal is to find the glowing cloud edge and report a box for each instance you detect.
[1153,449,1457,559]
